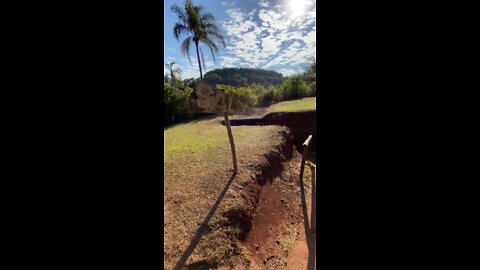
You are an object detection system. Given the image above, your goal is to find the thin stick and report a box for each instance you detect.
[224,112,238,173]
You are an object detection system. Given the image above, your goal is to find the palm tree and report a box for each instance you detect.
[165,61,182,85]
[171,0,225,79]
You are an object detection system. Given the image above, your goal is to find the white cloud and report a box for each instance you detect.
[219,2,316,72]
[278,68,301,76]
[180,65,201,80]
[222,1,235,7]
[259,0,269,8]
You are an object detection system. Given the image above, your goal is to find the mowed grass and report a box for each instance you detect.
[267,97,316,113]
[164,115,276,183]
[165,118,248,157]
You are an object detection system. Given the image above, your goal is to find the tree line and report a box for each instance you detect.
[203,67,284,86]
[164,62,316,127]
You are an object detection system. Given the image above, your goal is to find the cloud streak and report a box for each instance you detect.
[219,1,316,75]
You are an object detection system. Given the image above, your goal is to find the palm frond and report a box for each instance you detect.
[173,68,182,81]
[200,13,215,24]
[206,29,226,47]
[181,36,193,66]
[201,37,219,62]
[193,5,203,15]
[170,5,187,24]
[165,61,175,70]
[207,44,217,63]
[199,46,206,71]
[173,23,189,40]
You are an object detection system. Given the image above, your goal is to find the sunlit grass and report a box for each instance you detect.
[164,116,277,174]
[267,97,316,113]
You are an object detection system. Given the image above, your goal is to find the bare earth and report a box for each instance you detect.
[164,115,315,270]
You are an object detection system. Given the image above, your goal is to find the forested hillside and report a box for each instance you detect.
[203,67,284,86]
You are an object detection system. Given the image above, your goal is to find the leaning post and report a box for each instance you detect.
[224,111,238,173]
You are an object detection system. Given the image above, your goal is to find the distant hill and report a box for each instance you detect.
[203,67,284,87]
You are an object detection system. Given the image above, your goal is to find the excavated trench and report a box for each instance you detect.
[215,111,316,269]
[222,110,316,158]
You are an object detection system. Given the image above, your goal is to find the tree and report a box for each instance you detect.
[171,0,225,79]
[165,61,182,86]
[183,78,197,88]
[281,75,310,100]
[203,73,221,84]
[307,56,316,76]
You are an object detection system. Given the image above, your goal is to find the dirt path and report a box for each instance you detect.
[285,163,316,270]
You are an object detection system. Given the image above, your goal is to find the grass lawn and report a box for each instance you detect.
[164,116,281,183]
[267,97,316,113]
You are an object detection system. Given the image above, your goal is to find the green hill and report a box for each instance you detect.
[203,67,284,87]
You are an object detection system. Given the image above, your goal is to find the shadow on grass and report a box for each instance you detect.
[172,173,237,270]
[299,163,316,270]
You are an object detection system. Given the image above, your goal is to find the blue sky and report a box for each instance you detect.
[164,0,316,79]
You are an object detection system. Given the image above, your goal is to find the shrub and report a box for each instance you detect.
[164,83,193,126]
[309,81,316,97]
[280,75,310,100]
[259,89,274,107]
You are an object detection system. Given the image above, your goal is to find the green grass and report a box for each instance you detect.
[267,97,316,113]
[164,118,232,163]
[164,116,274,169]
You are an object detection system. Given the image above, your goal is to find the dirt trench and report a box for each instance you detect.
[208,113,316,269]
[222,110,316,155]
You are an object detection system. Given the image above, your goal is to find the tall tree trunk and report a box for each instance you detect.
[195,41,203,79]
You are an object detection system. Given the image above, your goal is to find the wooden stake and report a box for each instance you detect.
[224,112,238,173]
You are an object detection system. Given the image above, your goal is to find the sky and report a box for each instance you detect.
[164,0,316,80]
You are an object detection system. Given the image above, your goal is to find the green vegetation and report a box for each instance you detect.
[164,119,223,162]
[164,117,279,178]
[267,97,316,113]
[204,67,284,86]
[171,0,225,79]
[216,83,277,107]
[164,82,196,126]
[164,117,254,163]
[164,61,182,86]
[164,55,316,126]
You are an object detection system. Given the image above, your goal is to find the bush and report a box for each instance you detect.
[309,81,316,97]
[259,89,274,107]
[164,83,193,126]
[163,73,315,126]
[220,84,257,107]
[280,75,310,100]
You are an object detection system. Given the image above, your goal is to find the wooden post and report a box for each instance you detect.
[224,112,238,173]
[300,135,314,235]
[310,163,316,236]
[299,135,313,183]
